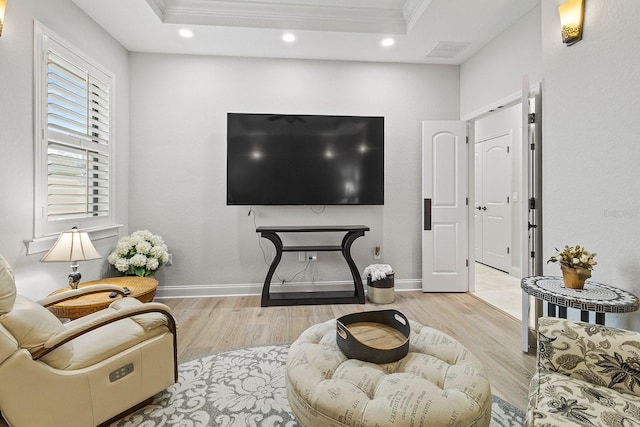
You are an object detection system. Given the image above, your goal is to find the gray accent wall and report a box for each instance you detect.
[128,54,460,295]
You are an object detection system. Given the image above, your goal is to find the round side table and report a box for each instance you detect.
[521,276,639,324]
[47,276,159,320]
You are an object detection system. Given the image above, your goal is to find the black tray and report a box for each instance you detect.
[336,310,410,364]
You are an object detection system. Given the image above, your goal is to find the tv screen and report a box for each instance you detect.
[226,113,384,205]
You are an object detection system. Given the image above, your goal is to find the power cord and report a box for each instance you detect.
[249,207,311,284]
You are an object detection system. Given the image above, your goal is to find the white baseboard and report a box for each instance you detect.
[155,278,422,299]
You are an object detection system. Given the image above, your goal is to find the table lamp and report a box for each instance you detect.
[41,226,101,289]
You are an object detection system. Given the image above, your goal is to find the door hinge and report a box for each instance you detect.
[507,247,510,254]
[531,251,536,258]
[466,259,469,267]
[529,197,536,209]
[528,113,536,124]
[466,197,468,206]
[466,136,469,144]
[507,146,510,154]
[507,196,510,204]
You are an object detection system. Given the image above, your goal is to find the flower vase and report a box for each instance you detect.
[561,265,591,289]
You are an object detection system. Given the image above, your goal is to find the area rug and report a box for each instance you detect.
[111,344,525,427]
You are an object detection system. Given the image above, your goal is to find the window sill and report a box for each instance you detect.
[25,224,123,255]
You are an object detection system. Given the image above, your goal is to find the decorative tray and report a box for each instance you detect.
[336,310,410,364]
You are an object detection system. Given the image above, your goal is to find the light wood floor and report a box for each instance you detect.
[162,291,536,410]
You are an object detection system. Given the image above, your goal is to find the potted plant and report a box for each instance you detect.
[107,230,169,277]
[547,245,597,289]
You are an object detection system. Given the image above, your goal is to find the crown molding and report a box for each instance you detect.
[146,0,409,34]
[403,0,433,32]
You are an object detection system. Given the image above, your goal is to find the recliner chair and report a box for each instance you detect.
[0,255,177,426]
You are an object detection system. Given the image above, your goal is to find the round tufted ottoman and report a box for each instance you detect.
[286,318,492,427]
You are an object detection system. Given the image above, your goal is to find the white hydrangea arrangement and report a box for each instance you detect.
[107,230,169,277]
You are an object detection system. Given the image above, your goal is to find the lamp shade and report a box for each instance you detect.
[41,227,101,262]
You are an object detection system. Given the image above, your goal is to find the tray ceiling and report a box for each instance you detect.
[72,0,539,64]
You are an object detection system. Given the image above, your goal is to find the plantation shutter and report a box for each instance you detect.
[45,49,111,220]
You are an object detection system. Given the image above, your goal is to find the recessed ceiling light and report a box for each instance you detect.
[381,37,395,47]
[282,33,296,43]
[179,29,194,38]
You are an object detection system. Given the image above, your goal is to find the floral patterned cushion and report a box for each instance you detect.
[286,319,492,427]
[526,317,640,426]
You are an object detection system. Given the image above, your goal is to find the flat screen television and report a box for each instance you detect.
[226,113,384,205]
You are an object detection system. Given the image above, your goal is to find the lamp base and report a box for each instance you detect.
[68,271,82,290]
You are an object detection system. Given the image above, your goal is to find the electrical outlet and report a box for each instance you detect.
[373,246,381,259]
[166,253,173,265]
[307,251,317,261]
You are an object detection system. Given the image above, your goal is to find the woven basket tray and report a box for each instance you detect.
[336,310,410,364]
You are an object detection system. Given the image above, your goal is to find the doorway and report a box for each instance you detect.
[471,102,523,319]
[421,80,542,316]
[474,132,511,273]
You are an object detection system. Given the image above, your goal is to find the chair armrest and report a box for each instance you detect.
[537,317,640,396]
[31,302,176,361]
[37,285,128,307]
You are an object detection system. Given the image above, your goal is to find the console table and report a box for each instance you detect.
[520,276,639,351]
[256,225,369,307]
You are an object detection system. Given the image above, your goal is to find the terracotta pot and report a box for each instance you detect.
[561,265,591,289]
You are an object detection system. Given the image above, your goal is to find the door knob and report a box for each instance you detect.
[475,206,482,211]
[482,206,487,211]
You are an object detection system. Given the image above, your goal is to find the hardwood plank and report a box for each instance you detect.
[161,291,535,410]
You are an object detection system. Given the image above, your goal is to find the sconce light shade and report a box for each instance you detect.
[41,226,101,289]
[558,0,585,46]
[0,0,7,37]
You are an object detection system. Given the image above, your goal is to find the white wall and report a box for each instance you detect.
[460,5,541,119]
[541,1,640,330]
[128,54,460,295]
[0,0,129,300]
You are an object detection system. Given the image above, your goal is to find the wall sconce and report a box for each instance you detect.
[558,0,585,46]
[41,226,102,289]
[0,0,7,37]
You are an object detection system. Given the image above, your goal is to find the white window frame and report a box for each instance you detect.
[32,22,118,249]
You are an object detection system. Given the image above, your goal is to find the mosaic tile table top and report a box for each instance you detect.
[521,276,639,313]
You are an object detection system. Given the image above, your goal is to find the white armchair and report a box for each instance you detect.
[0,255,177,426]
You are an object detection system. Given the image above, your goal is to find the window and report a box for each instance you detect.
[34,22,116,239]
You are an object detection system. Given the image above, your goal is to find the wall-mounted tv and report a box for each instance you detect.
[226,113,384,205]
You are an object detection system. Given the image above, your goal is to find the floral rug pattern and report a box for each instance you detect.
[112,344,524,427]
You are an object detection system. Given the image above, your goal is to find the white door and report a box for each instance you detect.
[422,121,468,292]
[480,134,511,272]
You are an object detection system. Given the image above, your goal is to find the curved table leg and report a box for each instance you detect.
[259,231,284,307]
[341,230,366,304]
